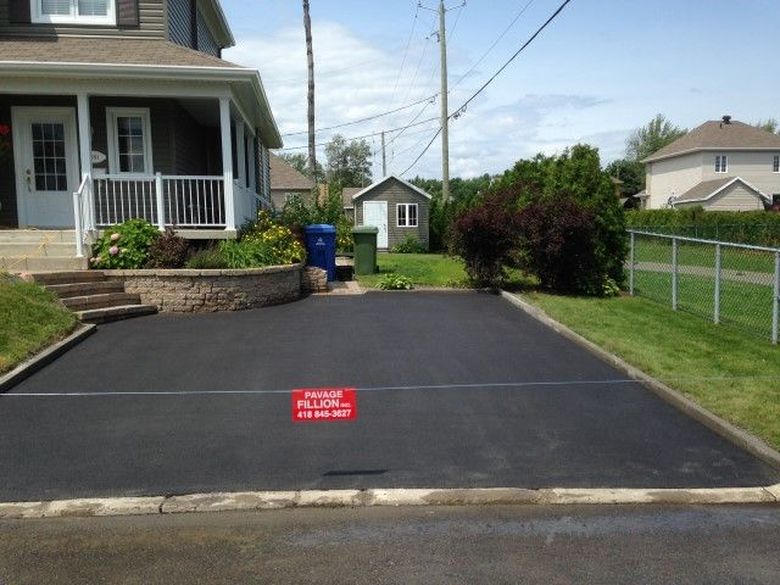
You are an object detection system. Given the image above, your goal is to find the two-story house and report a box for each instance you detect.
[0,0,281,269]
[643,116,780,211]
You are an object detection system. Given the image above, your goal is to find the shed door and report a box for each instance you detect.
[363,201,388,248]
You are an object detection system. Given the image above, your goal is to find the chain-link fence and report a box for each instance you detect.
[626,224,780,247]
[627,230,780,343]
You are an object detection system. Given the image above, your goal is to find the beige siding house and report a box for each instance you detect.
[643,117,780,210]
[352,176,430,251]
[269,153,315,209]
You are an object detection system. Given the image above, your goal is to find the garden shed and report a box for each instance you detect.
[352,175,430,251]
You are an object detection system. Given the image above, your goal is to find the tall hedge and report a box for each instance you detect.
[626,208,780,247]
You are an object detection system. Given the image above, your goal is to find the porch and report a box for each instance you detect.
[1,92,274,260]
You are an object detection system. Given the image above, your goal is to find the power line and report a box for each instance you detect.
[399,0,574,176]
[277,116,440,151]
[450,0,573,118]
[452,0,538,89]
[390,2,421,107]
[280,93,439,137]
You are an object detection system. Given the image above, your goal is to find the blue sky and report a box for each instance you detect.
[223,0,780,179]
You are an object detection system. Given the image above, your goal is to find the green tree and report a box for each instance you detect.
[755,118,779,134]
[279,152,323,179]
[324,134,372,187]
[605,158,645,196]
[626,114,687,161]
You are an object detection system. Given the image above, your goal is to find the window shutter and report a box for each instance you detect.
[116,0,139,27]
[9,0,32,23]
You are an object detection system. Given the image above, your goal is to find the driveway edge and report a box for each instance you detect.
[0,324,97,393]
[1,486,778,519]
[499,291,780,472]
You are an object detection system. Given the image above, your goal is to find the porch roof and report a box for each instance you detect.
[0,37,240,68]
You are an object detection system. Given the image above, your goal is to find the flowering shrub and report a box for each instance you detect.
[90,219,160,269]
[0,124,11,161]
[241,210,306,265]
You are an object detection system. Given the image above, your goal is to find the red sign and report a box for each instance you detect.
[292,388,357,423]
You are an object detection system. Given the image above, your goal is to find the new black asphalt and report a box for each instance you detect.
[0,292,777,501]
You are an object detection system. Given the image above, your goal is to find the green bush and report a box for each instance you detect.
[378,273,414,290]
[626,208,780,246]
[217,239,275,269]
[185,247,228,269]
[90,219,160,269]
[242,210,306,264]
[279,186,354,253]
[146,228,190,269]
[391,235,427,254]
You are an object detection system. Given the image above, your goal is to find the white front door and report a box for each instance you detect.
[363,201,388,248]
[12,107,79,228]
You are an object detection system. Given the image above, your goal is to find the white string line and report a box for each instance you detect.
[3,379,644,398]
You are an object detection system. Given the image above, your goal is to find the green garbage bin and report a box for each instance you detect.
[352,226,379,275]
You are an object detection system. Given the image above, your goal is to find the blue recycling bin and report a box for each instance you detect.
[304,224,337,281]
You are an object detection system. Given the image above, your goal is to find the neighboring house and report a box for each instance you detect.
[643,116,780,211]
[269,152,314,209]
[0,0,281,266]
[352,175,430,251]
[341,187,360,217]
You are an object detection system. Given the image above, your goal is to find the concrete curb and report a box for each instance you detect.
[1,485,778,520]
[499,291,780,472]
[0,324,96,393]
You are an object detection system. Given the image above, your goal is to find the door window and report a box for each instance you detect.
[31,122,68,191]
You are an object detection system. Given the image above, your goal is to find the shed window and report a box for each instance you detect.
[107,108,153,175]
[773,155,779,173]
[715,154,728,173]
[397,203,418,227]
[33,0,115,24]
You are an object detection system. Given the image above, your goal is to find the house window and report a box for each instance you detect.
[397,203,418,227]
[773,155,779,173]
[715,154,728,173]
[32,0,116,25]
[106,108,153,175]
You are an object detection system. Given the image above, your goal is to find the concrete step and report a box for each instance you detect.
[1,257,89,272]
[61,292,142,311]
[29,271,106,285]
[0,242,78,257]
[46,280,125,298]
[77,304,158,324]
[0,230,76,243]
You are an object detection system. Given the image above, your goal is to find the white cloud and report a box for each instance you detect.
[226,23,623,180]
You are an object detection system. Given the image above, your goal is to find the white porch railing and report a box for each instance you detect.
[72,172,95,258]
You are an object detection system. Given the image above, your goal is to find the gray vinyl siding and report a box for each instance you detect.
[166,0,191,48]
[195,7,218,56]
[677,182,767,212]
[0,0,166,38]
[354,178,429,250]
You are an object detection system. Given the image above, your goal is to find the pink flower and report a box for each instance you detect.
[110,233,120,242]
[109,246,119,256]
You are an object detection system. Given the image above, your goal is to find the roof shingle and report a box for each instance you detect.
[644,120,780,162]
[269,153,315,191]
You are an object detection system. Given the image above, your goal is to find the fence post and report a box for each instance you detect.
[773,251,779,345]
[629,232,635,296]
[672,237,678,311]
[155,172,165,231]
[714,244,721,325]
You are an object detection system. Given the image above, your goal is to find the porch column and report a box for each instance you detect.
[219,97,236,231]
[236,118,246,188]
[247,132,257,193]
[76,93,93,230]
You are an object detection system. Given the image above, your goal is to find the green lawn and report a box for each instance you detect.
[356,253,470,288]
[522,291,780,450]
[634,238,776,274]
[0,277,78,374]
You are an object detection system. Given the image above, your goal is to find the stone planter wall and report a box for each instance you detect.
[104,264,302,313]
[302,266,328,293]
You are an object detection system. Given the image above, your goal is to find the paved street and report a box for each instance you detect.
[0,292,777,501]
[2,504,780,584]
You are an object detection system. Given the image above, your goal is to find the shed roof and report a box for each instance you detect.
[351,175,432,201]
[644,120,780,163]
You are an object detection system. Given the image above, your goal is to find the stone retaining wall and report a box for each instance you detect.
[105,264,302,313]
[302,266,328,293]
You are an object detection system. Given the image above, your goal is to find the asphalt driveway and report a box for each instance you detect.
[1,292,777,501]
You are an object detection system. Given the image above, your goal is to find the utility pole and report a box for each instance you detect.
[303,0,317,182]
[381,131,387,177]
[438,0,450,203]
